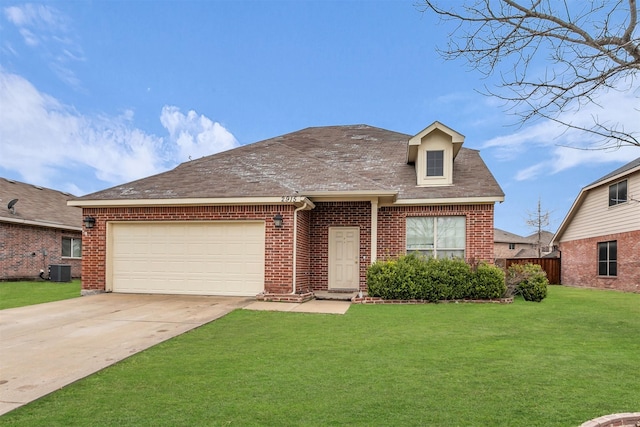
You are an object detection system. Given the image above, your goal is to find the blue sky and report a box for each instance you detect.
[1,1,638,236]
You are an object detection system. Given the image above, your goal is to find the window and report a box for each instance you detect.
[426,150,444,177]
[62,237,82,258]
[509,243,516,250]
[609,180,627,206]
[598,241,617,276]
[406,216,465,258]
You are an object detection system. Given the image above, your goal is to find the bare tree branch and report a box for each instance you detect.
[421,0,640,149]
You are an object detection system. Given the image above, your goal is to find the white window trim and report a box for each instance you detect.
[62,237,82,259]
[608,179,628,207]
[406,216,466,259]
[426,150,444,177]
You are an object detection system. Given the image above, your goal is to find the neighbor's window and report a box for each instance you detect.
[597,241,617,276]
[509,243,516,250]
[406,216,465,258]
[426,150,444,177]
[609,180,627,206]
[62,237,82,258]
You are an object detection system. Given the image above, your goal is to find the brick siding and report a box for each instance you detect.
[81,205,296,294]
[309,202,372,291]
[81,202,497,295]
[0,223,82,280]
[295,209,311,293]
[377,204,496,263]
[559,230,640,293]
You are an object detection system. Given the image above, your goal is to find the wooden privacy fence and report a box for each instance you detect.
[503,257,561,285]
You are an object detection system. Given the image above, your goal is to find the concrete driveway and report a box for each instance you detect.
[0,293,252,415]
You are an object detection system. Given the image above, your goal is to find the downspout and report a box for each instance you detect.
[291,200,310,295]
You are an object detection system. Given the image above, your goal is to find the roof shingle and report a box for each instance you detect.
[76,125,504,202]
[0,178,82,229]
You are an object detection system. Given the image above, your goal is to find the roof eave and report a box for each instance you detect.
[553,165,640,244]
[68,196,317,209]
[386,195,504,206]
[0,216,82,231]
[583,164,640,191]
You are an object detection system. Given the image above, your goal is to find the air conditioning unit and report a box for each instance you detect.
[49,264,71,282]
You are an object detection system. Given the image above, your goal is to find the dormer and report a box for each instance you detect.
[407,121,464,186]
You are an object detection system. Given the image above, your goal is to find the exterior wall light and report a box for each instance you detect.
[273,213,283,228]
[83,216,96,229]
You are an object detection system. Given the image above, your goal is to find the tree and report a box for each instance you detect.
[421,0,640,149]
[526,197,551,258]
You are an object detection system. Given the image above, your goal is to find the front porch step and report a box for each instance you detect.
[315,291,360,301]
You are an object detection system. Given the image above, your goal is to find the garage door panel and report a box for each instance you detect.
[110,222,265,296]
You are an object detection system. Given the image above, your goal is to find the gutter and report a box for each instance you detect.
[0,216,82,232]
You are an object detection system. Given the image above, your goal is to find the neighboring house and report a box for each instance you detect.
[494,228,531,258]
[70,123,505,300]
[552,157,640,293]
[525,230,556,258]
[0,178,83,280]
[494,228,555,259]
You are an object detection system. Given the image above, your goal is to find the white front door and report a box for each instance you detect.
[328,227,360,290]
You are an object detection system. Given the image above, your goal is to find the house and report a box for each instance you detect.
[1,178,83,280]
[526,230,556,258]
[494,228,531,258]
[494,228,555,259]
[552,157,640,292]
[69,122,505,301]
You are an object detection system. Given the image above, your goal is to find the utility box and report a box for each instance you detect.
[49,264,71,282]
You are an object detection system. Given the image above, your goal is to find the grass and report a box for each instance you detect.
[0,280,81,309]
[1,286,638,426]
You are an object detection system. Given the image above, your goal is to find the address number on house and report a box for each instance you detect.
[281,196,299,202]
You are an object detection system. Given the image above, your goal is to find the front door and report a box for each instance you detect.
[328,227,360,290]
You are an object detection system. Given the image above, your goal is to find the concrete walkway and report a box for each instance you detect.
[0,294,350,415]
[244,299,351,314]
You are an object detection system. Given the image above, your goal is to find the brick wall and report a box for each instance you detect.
[0,223,82,280]
[559,230,640,293]
[295,209,311,293]
[81,202,497,295]
[309,202,372,291]
[81,205,295,294]
[377,204,496,263]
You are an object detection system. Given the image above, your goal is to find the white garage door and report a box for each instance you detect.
[109,221,265,296]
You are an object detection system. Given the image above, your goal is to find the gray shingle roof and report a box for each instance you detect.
[0,178,82,229]
[524,230,554,245]
[494,228,530,244]
[587,157,640,187]
[76,125,504,202]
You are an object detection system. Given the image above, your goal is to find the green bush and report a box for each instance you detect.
[429,257,473,300]
[366,254,491,302]
[471,262,506,299]
[367,259,399,300]
[506,263,549,302]
[366,254,423,300]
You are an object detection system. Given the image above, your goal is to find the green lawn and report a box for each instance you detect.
[1,286,638,426]
[0,280,81,310]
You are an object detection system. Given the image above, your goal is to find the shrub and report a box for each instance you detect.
[366,254,475,302]
[471,262,506,299]
[366,254,423,300]
[506,263,549,302]
[429,257,473,300]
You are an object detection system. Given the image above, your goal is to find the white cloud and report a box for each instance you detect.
[160,106,239,161]
[4,3,69,33]
[483,86,640,181]
[3,3,83,88]
[0,71,238,194]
